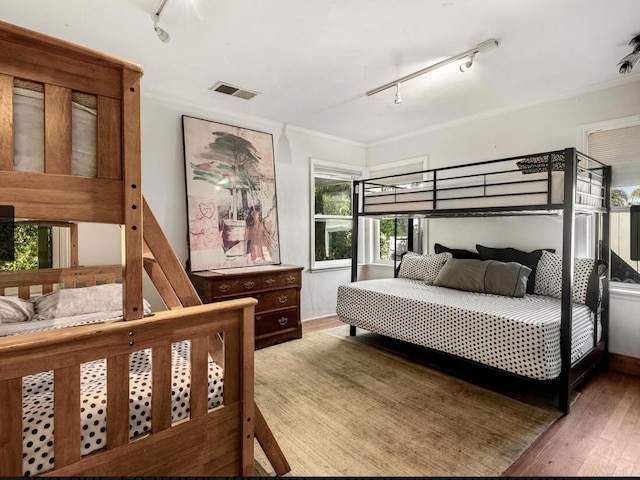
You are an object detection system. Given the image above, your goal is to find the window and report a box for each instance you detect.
[377,218,424,262]
[368,157,428,265]
[311,160,363,270]
[585,118,640,286]
[0,224,53,272]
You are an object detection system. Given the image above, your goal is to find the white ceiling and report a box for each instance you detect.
[2,0,639,145]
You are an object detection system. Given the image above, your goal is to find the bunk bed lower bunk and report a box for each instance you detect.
[339,148,611,414]
[0,266,256,476]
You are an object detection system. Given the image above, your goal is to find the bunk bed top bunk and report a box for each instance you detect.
[0,20,289,476]
[342,147,611,414]
[356,148,609,218]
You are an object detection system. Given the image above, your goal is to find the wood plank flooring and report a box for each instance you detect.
[302,316,640,477]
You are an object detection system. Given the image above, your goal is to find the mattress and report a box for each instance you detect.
[2,314,223,477]
[336,278,597,381]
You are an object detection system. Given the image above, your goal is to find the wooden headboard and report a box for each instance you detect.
[0,20,145,319]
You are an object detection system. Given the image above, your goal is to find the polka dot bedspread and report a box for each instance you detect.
[1,314,224,477]
[336,278,597,381]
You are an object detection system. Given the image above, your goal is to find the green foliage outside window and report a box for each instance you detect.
[0,225,51,272]
[314,178,352,262]
[379,218,407,260]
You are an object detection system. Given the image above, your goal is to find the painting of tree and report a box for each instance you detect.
[182,116,280,271]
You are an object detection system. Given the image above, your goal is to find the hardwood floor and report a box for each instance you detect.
[302,316,640,477]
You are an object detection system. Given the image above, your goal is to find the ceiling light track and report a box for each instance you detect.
[366,38,499,98]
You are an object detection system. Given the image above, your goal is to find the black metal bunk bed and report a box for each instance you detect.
[346,147,611,414]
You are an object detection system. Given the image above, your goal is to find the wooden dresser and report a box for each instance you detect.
[188,264,303,350]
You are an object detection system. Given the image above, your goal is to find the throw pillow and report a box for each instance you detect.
[476,244,555,294]
[434,258,531,298]
[397,252,452,284]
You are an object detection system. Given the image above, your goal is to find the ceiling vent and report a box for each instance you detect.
[209,82,259,100]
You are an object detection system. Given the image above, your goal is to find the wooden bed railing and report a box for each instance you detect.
[0,298,256,477]
[0,264,122,297]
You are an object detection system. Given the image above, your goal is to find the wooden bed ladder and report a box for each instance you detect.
[141,198,291,476]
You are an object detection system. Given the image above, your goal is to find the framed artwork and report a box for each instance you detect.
[182,115,281,271]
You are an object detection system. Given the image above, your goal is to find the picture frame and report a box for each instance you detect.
[182,115,281,271]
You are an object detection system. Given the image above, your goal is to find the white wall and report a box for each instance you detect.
[113,93,364,318]
[366,79,640,358]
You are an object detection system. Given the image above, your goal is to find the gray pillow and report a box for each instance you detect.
[31,283,152,321]
[0,296,35,323]
[434,258,532,298]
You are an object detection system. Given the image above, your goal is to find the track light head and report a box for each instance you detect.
[459,53,475,72]
[394,83,402,104]
[154,23,170,43]
[152,0,171,43]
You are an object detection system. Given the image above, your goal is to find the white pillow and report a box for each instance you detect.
[0,296,35,323]
[31,283,151,321]
[534,250,594,305]
[398,252,452,284]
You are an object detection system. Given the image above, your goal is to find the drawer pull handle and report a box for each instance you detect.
[277,317,288,326]
[286,275,296,284]
[218,284,230,293]
[265,278,276,286]
[244,281,255,289]
[277,295,288,304]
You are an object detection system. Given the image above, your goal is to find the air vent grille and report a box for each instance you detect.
[209,82,259,100]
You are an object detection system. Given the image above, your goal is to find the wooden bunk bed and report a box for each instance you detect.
[339,148,611,414]
[0,20,288,476]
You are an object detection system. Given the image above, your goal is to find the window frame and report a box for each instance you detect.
[310,159,364,272]
[366,156,428,266]
[580,115,640,292]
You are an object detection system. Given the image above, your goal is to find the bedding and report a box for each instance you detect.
[30,283,151,321]
[397,252,451,283]
[336,278,597,381]
[476,244,555,294]
[534,250,599,308]
[433,258,531,298]
[3,314,224,477]
[433,243,480,260]
[0,295,35,323]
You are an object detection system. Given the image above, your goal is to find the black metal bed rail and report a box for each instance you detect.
[358,149,607,216]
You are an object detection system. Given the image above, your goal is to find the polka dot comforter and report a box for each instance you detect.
[1,314,224,477]
[336,278,597,381]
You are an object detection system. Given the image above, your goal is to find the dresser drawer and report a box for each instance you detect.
[261,270,301,289]
[255,288,298,312]
[188,265,303,349]
[255,308,298,336]
[212,277,260,297]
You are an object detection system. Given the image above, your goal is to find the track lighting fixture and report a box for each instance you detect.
[152,0,171,43]
[459,52,475,72]
[366,38,499,102]
[394,83,402,104]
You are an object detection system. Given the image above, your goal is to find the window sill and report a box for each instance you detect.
[610,283,640,299]
[309,264,352,273]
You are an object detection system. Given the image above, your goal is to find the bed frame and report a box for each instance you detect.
[0,20,289,476]
[348,148,611,414]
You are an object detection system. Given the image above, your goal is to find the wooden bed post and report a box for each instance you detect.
[121,69,144,321]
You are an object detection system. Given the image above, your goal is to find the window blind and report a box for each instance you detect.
[588,124,640,186]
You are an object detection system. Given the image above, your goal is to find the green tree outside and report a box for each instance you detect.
[0,225,40,271]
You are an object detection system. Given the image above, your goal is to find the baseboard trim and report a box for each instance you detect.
[609,353,640,377]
